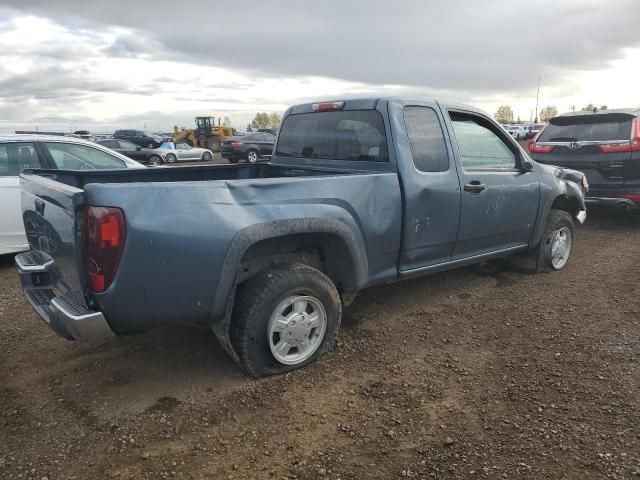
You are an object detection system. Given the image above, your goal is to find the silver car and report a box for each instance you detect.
[155,142,213,163]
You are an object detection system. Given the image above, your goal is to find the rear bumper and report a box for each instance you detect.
[15,251,115,341]
[584,197,638,209]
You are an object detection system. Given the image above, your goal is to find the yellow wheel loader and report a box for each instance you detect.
[173,116,234,153]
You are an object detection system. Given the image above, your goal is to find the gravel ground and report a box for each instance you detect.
[1,209,639,479]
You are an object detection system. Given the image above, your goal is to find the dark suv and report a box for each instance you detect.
[529,109,640,209]
[113,129,162,149]
[221,132,276,163]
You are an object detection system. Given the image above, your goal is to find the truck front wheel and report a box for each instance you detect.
[540,209,575,271]
[230,264,342,377]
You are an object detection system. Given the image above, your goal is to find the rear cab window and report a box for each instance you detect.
[276,110,389,162]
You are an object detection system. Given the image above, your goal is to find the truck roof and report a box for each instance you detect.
[286,97,488,117]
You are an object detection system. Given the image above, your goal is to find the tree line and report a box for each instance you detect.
[494,104,609,124]
[247,112,282,132]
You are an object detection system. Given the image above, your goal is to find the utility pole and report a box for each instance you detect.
[534,76,541,123]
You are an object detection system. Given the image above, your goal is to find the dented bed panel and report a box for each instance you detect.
[83,172,402,333]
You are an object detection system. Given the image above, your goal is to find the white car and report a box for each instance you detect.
[507,125,528,139]
[155,142,214,163]
[0,135,143,256]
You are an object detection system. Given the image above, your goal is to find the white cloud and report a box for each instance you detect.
[1,1,640,133]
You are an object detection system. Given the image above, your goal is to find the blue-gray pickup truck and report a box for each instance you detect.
[15,98,588,377]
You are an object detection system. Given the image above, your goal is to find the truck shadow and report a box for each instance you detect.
[44,323,246,419]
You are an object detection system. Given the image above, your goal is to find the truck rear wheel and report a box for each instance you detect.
[230,264,342,377]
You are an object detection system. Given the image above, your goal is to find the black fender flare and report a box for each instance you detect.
[208,218,367,364]
[530,178,585,248]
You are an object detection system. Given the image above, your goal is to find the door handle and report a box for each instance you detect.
[464,181,486,194]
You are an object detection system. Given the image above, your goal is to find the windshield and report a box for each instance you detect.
[538,114,633,142]
[276,110,389,162]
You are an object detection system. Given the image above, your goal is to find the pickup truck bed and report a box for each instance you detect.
[16,97,586,377]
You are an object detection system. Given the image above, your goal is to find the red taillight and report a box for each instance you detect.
[528,139,554,153]
[527,128,554,153]
[231,141,243,147]
[621,193,640,202]
[84,206,126,293]
[312,101,345,111]
[598,118,640,152]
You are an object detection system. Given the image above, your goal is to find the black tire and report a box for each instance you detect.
[148,155,162,166]
[539,209,574,272]
[228,157,239,163]
[165,153,177,164]
[206,139,222,153]
[202,151,212,161]
[246,149,259,163]
[230,264,342,377]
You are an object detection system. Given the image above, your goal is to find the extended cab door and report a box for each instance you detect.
[443,107,539,259]
[390,99,462,271]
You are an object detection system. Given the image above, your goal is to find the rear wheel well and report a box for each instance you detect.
[551,195,580,217]
[238,234,357,298]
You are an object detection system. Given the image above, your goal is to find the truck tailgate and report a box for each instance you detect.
[16,173,113,340]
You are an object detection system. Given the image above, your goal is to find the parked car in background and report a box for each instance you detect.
[15,97,586,378]
[221,132,276,163]
[113,129,162,149]
[0,135,143,256]
[97,138,166,165]
[529,108,640,209]
[67,130,94,141]
[507,125,528,139]
[155,142,214,163]
[526,123,546,139]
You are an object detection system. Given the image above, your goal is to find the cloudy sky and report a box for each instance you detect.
[1,0,640,134]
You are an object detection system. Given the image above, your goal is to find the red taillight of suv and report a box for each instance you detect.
[528,140,554,154]
[527,129,554,154]
[598,117,640,153]
[231,141,244,148]
[84,206,126,293]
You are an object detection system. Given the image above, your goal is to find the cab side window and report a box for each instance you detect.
[404,106,449,172]
[449,113,517,170]
[44,143,126,170]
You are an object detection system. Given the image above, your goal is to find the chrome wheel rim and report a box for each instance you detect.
[149,156,161,165]
[248,151,258,163]
[268,295,327,365]
[166,154,176,163]
[550,226,572,270]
